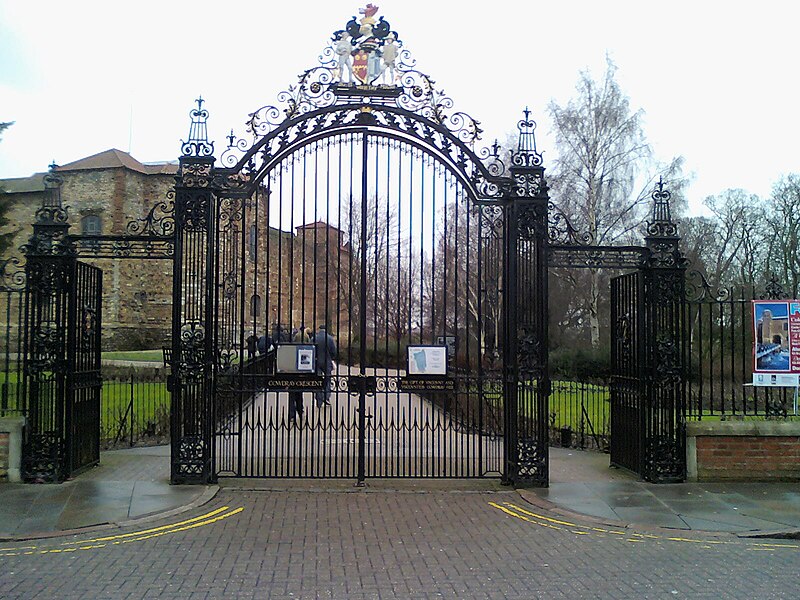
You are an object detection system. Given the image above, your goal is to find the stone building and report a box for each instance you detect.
[1,149,177,349]
[1,149,352,351]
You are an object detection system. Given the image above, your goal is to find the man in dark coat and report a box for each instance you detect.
[313,324,337,408]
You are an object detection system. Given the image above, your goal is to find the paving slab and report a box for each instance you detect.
[525,447,800,535]
[0,445,214,539]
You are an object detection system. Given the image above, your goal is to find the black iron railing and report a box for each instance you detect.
[686,280,800,420]
[100,368,170,447]
[549,380,610,451]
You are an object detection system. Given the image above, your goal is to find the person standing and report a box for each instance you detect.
[288,325,311,425]
[314,323,337,408]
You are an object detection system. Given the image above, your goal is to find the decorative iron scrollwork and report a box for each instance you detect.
[178,321,206,380]
[644,434,684,482]
[80,305,97,352]
[175,435,206,477]
[180,161,213,188]
[510,108,544,169]
[214,7,508,201]
[126,199,175,237]
[547,202,593,246]
[517,202,546,241]
[654,334,681,384]
[517,327,544,381]
[23,433,64,483]
[548,246,648,269]
[517,436,546,482]
[178,190,210,231]
[649,269,684,305]
[0,257,26,290]
[181,98,214,158]
[646,178,678,238]
[28,321,65,376]
[759,274,786,300]
[685,269,731,303]
[616,313,632,356]
[648,239,681,268]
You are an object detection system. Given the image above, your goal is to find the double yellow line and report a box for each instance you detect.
[0,505,243,558]
[489,501,800,551]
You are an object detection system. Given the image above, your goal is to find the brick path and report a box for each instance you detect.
[1,488,797,599]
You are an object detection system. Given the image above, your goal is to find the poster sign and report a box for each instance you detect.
[752,300,800,386]
[276,344,317,374]
[406,345,448,376]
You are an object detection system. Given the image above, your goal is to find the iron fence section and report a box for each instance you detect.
[686,284,800,420]
[0,286,25,418]
[100,369,170,448]
[549,380,610,451]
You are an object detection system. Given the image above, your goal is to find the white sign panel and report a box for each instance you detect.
[407,345,448,376]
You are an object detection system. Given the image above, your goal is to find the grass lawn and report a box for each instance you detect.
[102,350,165,363]
[99,376,170,440]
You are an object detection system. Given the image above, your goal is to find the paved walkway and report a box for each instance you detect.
[0,446,214,539]
[526,448,800,536]
[2,445,800,540]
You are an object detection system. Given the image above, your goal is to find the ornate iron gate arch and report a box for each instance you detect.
[170,7,551,484]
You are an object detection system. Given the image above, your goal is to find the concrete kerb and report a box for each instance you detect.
[0,485,219,543]
[515,488,800,540]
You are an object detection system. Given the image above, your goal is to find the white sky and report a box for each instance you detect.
[1,1,798,215]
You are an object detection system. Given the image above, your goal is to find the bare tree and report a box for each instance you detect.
[547,58,685,347]
[680,189,765,294]
[764,174,800,296]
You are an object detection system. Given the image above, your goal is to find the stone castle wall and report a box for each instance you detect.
[2,164,352,351]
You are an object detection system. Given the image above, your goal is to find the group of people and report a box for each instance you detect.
[246,323,338,425]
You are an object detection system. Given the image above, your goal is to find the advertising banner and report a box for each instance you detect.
[752,300,800,387]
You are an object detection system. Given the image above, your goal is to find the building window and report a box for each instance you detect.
[250,294,262,317]
[249,224,257,261]
[81,215,102,236]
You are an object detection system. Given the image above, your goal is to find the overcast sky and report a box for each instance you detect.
[1,1,798,214]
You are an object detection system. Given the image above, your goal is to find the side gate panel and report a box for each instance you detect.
[66,261,102,476]
[610,271,645,475]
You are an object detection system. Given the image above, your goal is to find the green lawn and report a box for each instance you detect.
[102,350,165,363]
[99,377,170,441]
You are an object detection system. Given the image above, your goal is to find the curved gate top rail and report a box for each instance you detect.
[180,7,515,202]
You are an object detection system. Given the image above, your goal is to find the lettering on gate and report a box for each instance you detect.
[398,377,456,392]
[263,375,325,391]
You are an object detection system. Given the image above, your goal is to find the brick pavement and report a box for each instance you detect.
[0,488,798,599]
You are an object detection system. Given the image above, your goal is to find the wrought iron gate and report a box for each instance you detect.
[610,271,645,474]
[166,7,686,486]
[66,261,102,475]
[169,8,554,484]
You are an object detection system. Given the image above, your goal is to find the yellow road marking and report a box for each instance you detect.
[488,502,800,551]
[0,506,243,558]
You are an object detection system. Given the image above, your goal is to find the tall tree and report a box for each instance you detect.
[548,58,684,347]
[548,59,648,349]
[764,174,800,296]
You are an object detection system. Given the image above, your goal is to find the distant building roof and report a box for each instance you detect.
[296,221,344,234]
[1,173,47,193]
[56,149,178,175]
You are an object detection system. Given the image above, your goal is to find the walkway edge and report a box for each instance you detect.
[0,485,219,542]
[516,489,800,540]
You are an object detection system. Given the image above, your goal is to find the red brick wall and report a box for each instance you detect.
[695,435,800,481]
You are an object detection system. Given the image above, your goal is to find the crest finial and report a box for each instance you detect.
[181,96,214,158]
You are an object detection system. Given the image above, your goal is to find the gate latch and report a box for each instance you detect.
[348,375,377,396]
